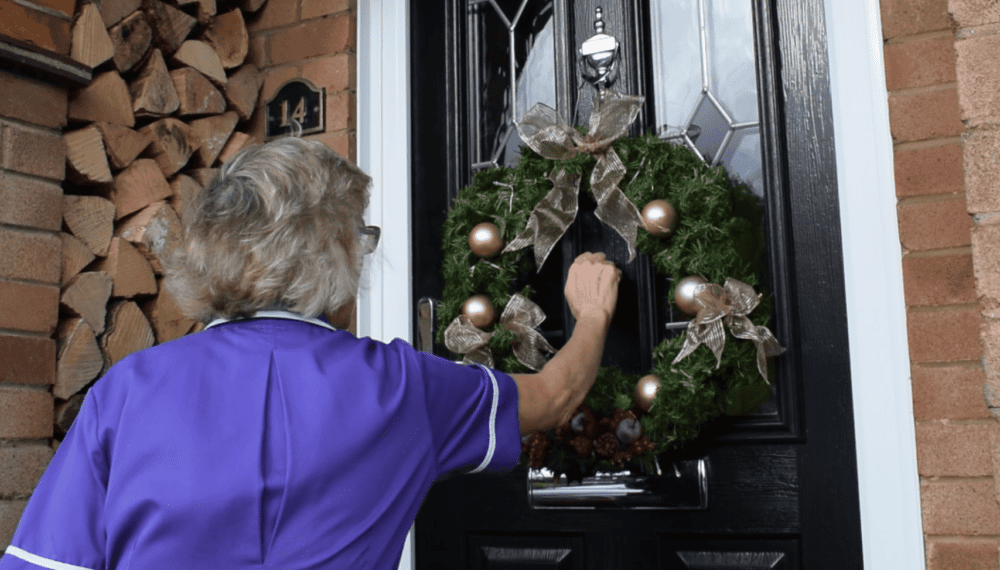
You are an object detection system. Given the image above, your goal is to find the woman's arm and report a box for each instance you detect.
[511,252,620,435]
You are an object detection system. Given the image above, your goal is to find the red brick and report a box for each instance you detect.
[0,229,60,284]
[880,0,952,38]
[0,281,58,334]
[0,69,67,129]
[916,422,996,476]
[245,0,296,32]
[926,537,1000,570]
[0,0,72,54]
[325,90,354,132]
[956,34,1000,122]
[0,333,55,386]
[0,500,28,547]
[301,52,354,93]
[966,127,1000,213]
[1,123,66,181]
[922,479,1000,535]
[268,13,354,66]
[912,365,991,419]
[948,0,1000,28]
[972,225,1000,314]
[261,65,301,101]
[894,142,964,197]
[884,35,956,91]
[0,173,62,231]
[0,388,52,438]
[248,35,267,68]
[902,254,976,305]
[888,88,965,142]
[300,0,348,21]
[907,307,982,362]
[898,198,972,251]
[0,444,53,495]
[308,130,353,162]
[979,320,1000,407]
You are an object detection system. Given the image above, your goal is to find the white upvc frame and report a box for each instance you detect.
[357,1,925,568]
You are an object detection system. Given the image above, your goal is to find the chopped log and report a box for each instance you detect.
[203,9,247,69]
[169,174,200,219]
[111,158,173,219]
[217,131,252,165]
[108,11,152,73]
[64,126,113,184]
[61,271,113,335]
[143,0,197,55]
[188,111,238,167]
[129,49,180,118]
[139,118,197,177]
[142,279,195,343]
[221,63,259,121]
[177,0,216,24]
[116,200,182,273]
[68,71,135,127]
[186,167,219,188]
[63,195,115,256]
[95,237,157,298]
[171,40,226,86]
[61,232,96,286]
[55,393,87,435]
[71,4,114,68]
[99,0,141,28]
[170,67,226,116]
[101,301,155,369]
[94,122,152,171]
[55,318,102,400]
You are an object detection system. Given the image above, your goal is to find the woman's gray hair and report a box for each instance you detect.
[164,137,372,321]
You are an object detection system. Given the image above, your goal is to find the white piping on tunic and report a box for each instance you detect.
[204,310,338,332]
[466,365,499,474]
[4,546,94,570]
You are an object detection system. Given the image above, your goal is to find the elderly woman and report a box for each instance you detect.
[0,138,619,570]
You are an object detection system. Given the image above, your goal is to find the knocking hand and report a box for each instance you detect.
[564,252,621,323]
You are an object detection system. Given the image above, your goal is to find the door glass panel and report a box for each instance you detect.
[650,0,763,197]
[468,0,555,171]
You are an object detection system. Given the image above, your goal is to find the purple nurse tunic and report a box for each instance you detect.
[0,311,522,569]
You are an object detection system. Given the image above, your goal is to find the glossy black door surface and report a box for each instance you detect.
[411,1,863,568]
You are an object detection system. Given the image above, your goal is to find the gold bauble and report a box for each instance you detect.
[635,374,662,412]
[468,222,503,258]
[641,199,677,237]
[461,294,495,328]
[674,275,707,316]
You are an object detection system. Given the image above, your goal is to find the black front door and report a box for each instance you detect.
[410,1,863,568]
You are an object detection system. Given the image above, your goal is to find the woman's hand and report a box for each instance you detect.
[564,252,621,325]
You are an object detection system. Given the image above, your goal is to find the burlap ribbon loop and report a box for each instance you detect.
[443,293,556,371]
[502,90,646,270]
[671,278,786,383]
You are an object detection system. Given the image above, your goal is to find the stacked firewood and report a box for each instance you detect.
[56,0,268,435]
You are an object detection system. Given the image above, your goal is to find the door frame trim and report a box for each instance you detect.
[357,0,926,567]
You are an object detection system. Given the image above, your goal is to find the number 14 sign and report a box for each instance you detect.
[265,78,326,139]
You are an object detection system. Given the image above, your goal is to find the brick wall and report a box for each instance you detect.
[244,0,355,161]
[882,0,1000,567]
[0,68,67,545]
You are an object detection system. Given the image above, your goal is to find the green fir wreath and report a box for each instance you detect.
[436,131,779,478]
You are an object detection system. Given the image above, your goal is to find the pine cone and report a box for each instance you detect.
[612,450,630,468]
[528,433,552,468]
[569,405,597,439]
[627,435,655,457]
[569,435,593,459]
[555,423,574,443]
[594,433,619,457]
[597,417,617,436]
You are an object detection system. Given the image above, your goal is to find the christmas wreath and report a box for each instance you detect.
[437,91,783,478]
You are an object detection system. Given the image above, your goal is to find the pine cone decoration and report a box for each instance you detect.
[569,405,597,439]
[569,435,593,459]
[612,450,630,468]
[528,432,552,468]
[627,435,655,458]
[594,433,619,457]
[597,417,617,436]
[555,423,574,443]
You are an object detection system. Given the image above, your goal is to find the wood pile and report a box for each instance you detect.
[57,0,266,433]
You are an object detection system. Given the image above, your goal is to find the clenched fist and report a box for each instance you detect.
[564,252,621,324]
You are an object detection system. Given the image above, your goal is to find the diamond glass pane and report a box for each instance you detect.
[719,127,763,195]
[689,95,729,163]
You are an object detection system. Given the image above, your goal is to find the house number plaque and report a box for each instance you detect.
[265,78,325,139]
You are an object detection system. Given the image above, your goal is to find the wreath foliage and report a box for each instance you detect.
[437,132,775,477]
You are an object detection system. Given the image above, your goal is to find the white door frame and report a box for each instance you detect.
[356,2,925,568]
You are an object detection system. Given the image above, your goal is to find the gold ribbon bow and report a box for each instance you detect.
[443,293,556,371]
[502,90,646,270]
[672,278,785,383]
